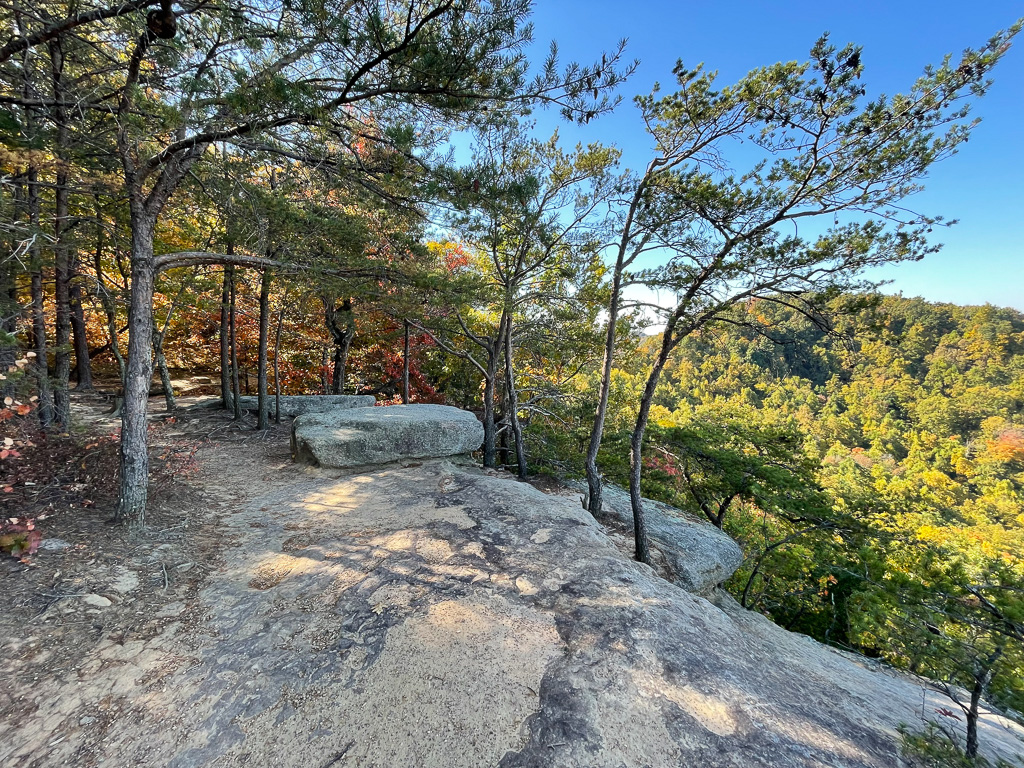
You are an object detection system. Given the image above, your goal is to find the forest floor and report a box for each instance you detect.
[2,394,1023,767]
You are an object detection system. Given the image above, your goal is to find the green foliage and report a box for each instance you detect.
[899,722,1021,768]
[0,517,39,559]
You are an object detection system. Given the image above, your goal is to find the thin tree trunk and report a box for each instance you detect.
[325,297,354,394]
[499,411,510,467]
[503,319,526,479]
[332,346,344,394]
[256,268,271,430]
[93,200,124,388]
[273,304,285,424]
[229,266,241,419]
[219,264,232,410]
[586,161,659,517]
[332,334,353,395]
[965,652,1000,759]
[69,278,93,390]
[482,372,496,467]
[585,262,625,516]
[628,333,675,564]
[966,678,982,759]
[402,319,410,404]
[50,39,72,430]
[27,170,53,428]
[0,226,16,395]
[154,325,175,412]
[116,217,156,526]
[321,346,330,395]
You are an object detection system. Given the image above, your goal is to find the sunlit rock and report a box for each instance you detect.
[291,404,484,468]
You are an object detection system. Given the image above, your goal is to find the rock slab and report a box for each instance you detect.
[291,404,484,468]
[235,394,375,418]
[574,481,744,594]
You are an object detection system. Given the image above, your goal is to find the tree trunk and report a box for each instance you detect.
[116,220,156,526]
[324,297,355,394]
[52,211,72,429]
[104,300,125,389]
[331,341,351,395]
[256,268,271,430]
[331,333,353,395]
[966,675,982,759]
[219,264,232,411]
[482,372,496,468]
[27,170,53,428]
[498,411,510,467]
[402,319,410,404]
[50,40,72,431]
[503,320,526,478]
[69,278,93,390]
[229,266,241,419]
[154,330,175,412]
[93,203,125,388]
[0,240,16,396]
[321,347,330,395]
[273,304,285,424]
[628,332,675,564]
[585,260,625,517]
[965,653,1000,759]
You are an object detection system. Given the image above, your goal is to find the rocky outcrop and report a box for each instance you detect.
[291,404,484,468]
[235,394,375,418]
[5,444,1023,767]
[570,481,744,594]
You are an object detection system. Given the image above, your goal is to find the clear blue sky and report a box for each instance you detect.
[521,1,1024,311]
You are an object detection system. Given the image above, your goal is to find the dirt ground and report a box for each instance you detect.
[0,395,291,766]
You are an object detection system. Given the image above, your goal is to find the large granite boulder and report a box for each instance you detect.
[235,394,375,418]
[570,480,744,594]
[292,404,484,468]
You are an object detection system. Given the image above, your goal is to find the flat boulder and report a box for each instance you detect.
[235,394,375,418]
[292,404,483,468]
[574,481,744,594]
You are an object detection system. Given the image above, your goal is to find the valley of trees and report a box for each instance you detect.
[0,0,1020,760]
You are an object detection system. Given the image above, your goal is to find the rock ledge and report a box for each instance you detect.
[571,480,744,594]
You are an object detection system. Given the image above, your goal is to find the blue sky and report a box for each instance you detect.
[520,1,1024,310]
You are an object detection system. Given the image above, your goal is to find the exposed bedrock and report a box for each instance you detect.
[572,480,744,595]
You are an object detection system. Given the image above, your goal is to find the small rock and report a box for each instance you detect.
[82,594,112,608]
[530,528,552,544]
[110,569,140,594]
[515,576,539,596]
[39,538,71,551]
[79,716,96,726]
[153,601,184,618]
